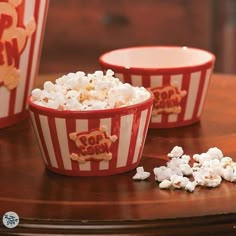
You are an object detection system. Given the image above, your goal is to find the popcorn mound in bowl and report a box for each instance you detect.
[31,69,150,110]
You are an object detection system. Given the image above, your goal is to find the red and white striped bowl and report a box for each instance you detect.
[0,0,48,128]
[99,46,215,128]
[28,93,153,176]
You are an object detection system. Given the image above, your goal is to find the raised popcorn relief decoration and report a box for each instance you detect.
[69,127,118,163]
[151,85,187,115]
[0,0,36,90]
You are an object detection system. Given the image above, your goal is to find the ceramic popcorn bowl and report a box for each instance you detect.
[0,0,49,128]
[28,94,153,176]
[99,46,215,128]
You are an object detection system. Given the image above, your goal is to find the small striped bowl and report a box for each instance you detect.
[28,93,153,176]
[99,46,215,128]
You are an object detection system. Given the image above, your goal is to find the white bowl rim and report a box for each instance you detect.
[99,46,215,73]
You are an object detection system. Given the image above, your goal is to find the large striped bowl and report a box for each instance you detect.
[0,0,48,128]
[99,46,215,128]
[28,93,153,176]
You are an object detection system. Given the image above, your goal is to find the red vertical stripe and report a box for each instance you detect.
[136,107,152,164]
[110,115,121,170]
[47,117,64,169]
[33,113,52,167]
[126,110,141,166]
[22,0,40,110]
[162,75,171,126]
[8,90,17,115]
[141,74,151,88]
[177,73,191,123]
[66,118,79,171]
[123,73,132,84]
[192,69,206,119]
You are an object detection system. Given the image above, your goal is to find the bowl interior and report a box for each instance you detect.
[100,46,214,69]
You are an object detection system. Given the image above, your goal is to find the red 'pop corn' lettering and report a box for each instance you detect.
[69,127,118,163]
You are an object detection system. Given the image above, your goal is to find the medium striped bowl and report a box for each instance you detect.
[28,93,153,176]
[99,46,215,128]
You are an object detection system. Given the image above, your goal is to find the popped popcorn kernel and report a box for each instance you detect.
[159,179,172,189]
[221,166,236,182]
[170,175,189,189]
[179,163,193,176]
[31,88,42,100]
[153,166,173,182]
[207,147,224,160]
[43,81,55,92]
[185,181,197,192]
[133,166,150,180]
[167,146,184,158]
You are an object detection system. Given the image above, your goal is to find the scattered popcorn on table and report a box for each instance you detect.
[153,166,174,182]
[171,175,189,189]
[132,166,150,180]
[151,146,236,192]
[179,163,193,176]
[207,147,224,160]
[31,70,150,110]
[185,181,197,192]
[221,166,236,182]
[193,168,222,187]
[167,146,184,158]
[159,179,172,189]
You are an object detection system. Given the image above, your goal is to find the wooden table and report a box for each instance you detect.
[0,73,236,235]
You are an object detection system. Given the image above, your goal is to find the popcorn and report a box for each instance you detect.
[193,168,222,187]
[221,166,236,182]
[43,81,55,92]
[152,146,236,193]
[221,156,233,168]
[159,174,196,192]
[159,179,172,189]
[31,70,150,111]
[193,153,211,165]
[185,181,197,192]
[181,154,191,163]
[31,88,42,100]
[132,166,150,180]
[131,145,236,193]
[170,175,189,189]
[167,146,184,158]
[153,166,173,182]
[179,163,193,176]
[206,147,224,160]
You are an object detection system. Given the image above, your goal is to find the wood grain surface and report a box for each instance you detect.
[0,73,236,235]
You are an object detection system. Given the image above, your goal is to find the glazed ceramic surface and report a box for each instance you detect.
[28,93,153,176]
[99,46,215,128]
[0,0,48,128]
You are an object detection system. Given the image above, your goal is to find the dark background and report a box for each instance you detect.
[39,0,236,74]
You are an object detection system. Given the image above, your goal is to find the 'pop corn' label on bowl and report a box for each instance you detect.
[151,85,187,115]
[69,127,118,163]
[0,0,36,90]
